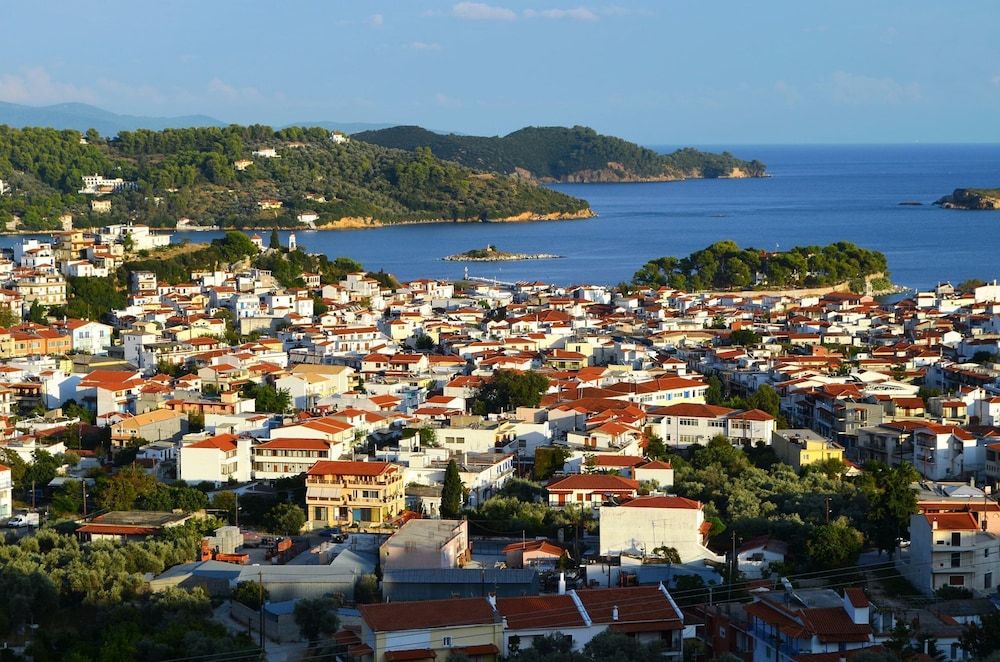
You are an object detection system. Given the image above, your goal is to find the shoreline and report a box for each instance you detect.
[0,208,596,237]
[442,253,564,262]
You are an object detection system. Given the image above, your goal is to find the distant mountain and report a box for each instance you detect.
[0,101,225,136]
[355,125,767,182]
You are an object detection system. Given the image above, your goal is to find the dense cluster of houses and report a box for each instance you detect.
[9,232,1000,659]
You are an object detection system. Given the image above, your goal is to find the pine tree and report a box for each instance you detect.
[441,459,464,519]
[269,229,281,250]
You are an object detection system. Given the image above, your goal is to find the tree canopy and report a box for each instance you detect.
[473,369,549,414]
[0,123,590,232]
[632,241,888,291]
[355,125,766,181]
[441,459,464,519]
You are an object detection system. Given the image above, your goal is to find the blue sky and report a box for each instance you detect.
[1,0,998,143]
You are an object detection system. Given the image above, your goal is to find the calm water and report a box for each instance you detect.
[8,145,1000,289]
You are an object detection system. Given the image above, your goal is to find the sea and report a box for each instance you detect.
[6,144,1000,290]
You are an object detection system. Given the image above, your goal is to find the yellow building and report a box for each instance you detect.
[305,460,405,530]
[357,597,502,662]
[770,429,845,472]
[15,273,67,307]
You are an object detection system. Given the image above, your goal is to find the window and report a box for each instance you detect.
[679,418,697,427]
[949,575,965,586]
[987,572,993,590]
[952,532,962,546]
[442,637,452,647]
[951,552,961,568]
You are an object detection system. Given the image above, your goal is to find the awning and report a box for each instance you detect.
[455,644,500,656]
[384,649,436,661]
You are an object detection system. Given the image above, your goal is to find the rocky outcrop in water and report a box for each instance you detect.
[936,188,1000,210]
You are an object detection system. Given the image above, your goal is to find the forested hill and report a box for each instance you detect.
[353,125,767,182]
[0,124,590,232]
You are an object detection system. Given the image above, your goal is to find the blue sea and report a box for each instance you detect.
[7,144,1000,289]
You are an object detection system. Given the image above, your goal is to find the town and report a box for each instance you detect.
[3,224,1000,662]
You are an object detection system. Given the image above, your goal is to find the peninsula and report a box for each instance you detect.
[0,124,590,233]
[354,125,767,183]
[935,188,1000,210]
[442,245,563,262]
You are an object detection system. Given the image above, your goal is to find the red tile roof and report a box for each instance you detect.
[187,434,238,452]
[256,438,331,451]
[384,650,436,661]
[307,460,397,477]
[546,474,639,493]
[360,597,496,632]
[575,586,683,628]
[619,495,701,510]
[651,403,733,418]
[496,595,585,629]
[924,512,979,530]
[593,455,646,468]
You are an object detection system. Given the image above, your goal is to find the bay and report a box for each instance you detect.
[4,144,1000,289]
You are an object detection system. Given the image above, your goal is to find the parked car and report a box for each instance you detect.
[7,512,39,528]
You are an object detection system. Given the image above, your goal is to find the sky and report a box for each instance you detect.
[1,1,999,144]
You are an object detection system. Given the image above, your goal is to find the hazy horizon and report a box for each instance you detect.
[2,0,998,144]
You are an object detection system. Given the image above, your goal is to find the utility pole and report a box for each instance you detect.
[825,496,831,524]
[82,481,87,517]
[258,570,265,652]
[728,532,736,601]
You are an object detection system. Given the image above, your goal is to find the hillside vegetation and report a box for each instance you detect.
[0,124,590,231]
[354,125,766,182]
[632,240,888,291]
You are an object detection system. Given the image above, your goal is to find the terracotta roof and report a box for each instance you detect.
[256,438,330,450]
[924,512,979,530]
[638,460,673,470]
[575,586,683,627]
[844,587,869,609]
[593,455,646,468]
[496,594,585,629]
[187,434,238,452]
[546,474,639,493]
[360,597,496,632]
[307,460,397,477]
[620,495,701,510]
[383,650,436,661]
[650,402,733,418]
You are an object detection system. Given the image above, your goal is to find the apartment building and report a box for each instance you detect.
[305,460,405,529]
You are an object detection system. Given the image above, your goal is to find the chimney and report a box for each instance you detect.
[932,519,938,530]
[558,572,566,595]
[612,606,619,621]
[487,593,497,610]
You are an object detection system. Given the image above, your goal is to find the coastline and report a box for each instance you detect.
[442,252,564,262]
[0,208,596,237]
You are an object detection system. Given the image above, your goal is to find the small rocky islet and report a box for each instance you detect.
[442,245,563,262]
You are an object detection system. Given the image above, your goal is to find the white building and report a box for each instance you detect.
[178,433,253,485]
[899,511,1000,596]
[599,495,722,562]
[79,174,138,195]
[651,403,774,449]
[0,465,12,519]
[64,320,114,355]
